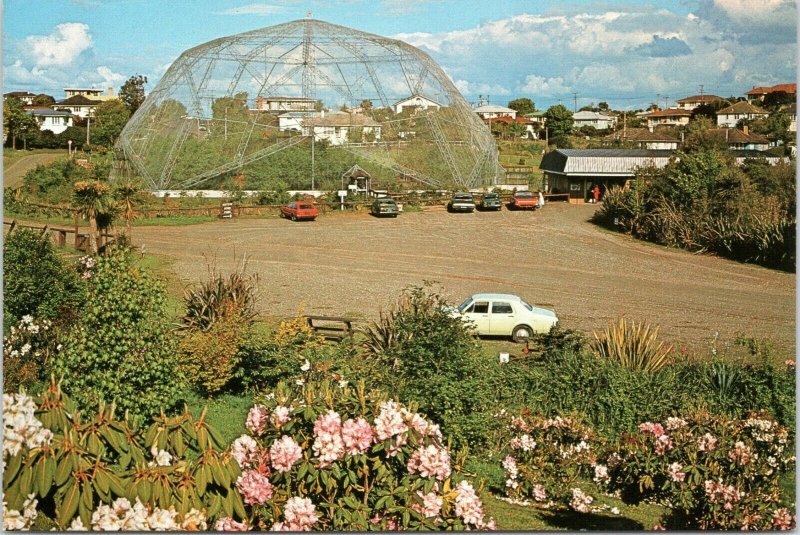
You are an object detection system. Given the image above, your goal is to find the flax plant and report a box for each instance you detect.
[591,317,673,373]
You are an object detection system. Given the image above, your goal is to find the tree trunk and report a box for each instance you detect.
[88,209,98,254]
[126,217,132,244]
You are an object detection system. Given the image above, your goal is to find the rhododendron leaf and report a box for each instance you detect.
[18,458,34,495]
[206,425,225,448]
[222,489,234,517]
[171,429,186,457]
[211,461,229,487]
[58,481,80,528]
[195,464,208,494]
[232,489,247,519]
[5,451,23,484]
[107,473,127,498]
[207,493,222,518]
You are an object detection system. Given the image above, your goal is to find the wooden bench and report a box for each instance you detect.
[304,315,355,341]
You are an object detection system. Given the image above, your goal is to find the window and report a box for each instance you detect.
[472,302,489,314]
[492,302,513,314]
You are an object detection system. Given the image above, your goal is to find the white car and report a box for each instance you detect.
[455,293,558,342]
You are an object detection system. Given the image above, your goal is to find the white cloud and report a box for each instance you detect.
[520,75,571,97]
[214,3,286,15]
[96,66,124,84]
[25,22,92,67]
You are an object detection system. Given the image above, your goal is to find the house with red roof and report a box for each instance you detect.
[643,108,692,131]
[745,83,796,103]
[675,94,723,110]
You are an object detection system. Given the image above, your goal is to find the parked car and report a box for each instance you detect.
[478,192,502,211]
[453,293,558,342]
[510,190,538,210]
[280,202,318,221]
[447,192,476,213]
[371,197,399,217]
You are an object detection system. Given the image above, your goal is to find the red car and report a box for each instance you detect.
[510,190,538,210]
[280,202,319,221]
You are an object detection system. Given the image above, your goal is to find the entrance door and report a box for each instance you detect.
[463,301,490,335]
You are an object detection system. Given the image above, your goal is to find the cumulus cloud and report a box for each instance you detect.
[96,66,125,84]
[633,36,692,58]
[520,75,571,97]
[214,3,286,15]
[25,22,92,67]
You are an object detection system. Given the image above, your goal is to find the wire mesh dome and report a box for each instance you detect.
[117,18,501,191]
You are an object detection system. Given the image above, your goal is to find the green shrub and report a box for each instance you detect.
[181,259,259,331]
[3,228,85,327]
[2,316,59,391]
[591,317,673,373]
[179,313,249,395]
[52,246,185,419]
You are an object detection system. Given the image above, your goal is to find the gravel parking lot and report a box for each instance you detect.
[135,203,796,355]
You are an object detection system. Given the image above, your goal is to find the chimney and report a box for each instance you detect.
[107,87,114,96]
[743,125,749,136]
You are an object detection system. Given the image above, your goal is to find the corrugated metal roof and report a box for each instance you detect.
[540,149,673,175]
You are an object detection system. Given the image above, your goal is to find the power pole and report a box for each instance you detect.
[663,96,669,109]
[699,84,704,96]
[86,115,91,146]
[573,92,578,112]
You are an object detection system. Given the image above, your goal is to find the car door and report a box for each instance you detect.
[489,301,516,335]
[463,301,490,335]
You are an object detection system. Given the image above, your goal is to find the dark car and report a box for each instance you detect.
[447,192,476,213]
[371,197,399,217]
[280,202,319,221]
[478,192,502,211]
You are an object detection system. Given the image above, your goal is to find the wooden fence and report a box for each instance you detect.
[3,219,115,252]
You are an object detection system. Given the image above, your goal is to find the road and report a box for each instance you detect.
[134,203,796,356]
[3,151,65,187]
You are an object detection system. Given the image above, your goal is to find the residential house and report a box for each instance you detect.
[604,128,679,150]
[27,108,74,134]
[53,94,102,119]
[785,103,797,133]
[715,101,769,128]
[482,116,537,139]
[63,87,118,102]
[393,94,441,114]
[474,104,517,120]
[572,110,617,130]
[524,110,547,126]
[255,96,319,113]
[278,111,319,132]
[540,148,672,202]
[643,108,692,131]
[708,127,769,151]
[675,94,722,110]
[4,91,37,105]
[301,111,382,145]
[745,83,797,103]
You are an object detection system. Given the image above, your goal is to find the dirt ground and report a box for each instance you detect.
[134,203,796,356]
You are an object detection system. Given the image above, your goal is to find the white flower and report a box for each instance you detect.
[21,315,33,324]
[150,445,172,466]
[20,344,31,356]
[338,379,348,388]
[611,507,620,515]
[300,359,311,372]
[296,378,305,386]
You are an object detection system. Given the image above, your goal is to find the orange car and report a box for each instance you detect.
[280,202,319,221]
[510,190,538,210]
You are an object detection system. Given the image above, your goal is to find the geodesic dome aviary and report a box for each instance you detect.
[117,19,501,191]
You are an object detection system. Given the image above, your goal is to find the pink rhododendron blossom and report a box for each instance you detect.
[407,444,451,480]
[215,517,249,531]
[638,422,665,436]
[341,417,374,455]
[282,497,319,530]
[412,491,443,518]
[312,410,345,466]
[704,479,742,505]
[385,433,408,457]
[236,469,274,505]
[728,441,753,465]
[697,433,717,452]
[271,405,293,428]
[246,405,269,435]
[314,410,342,436]
[569,488,594,513]
[502,455,518,481]
[455,480,492,528]
[231,434,261,468]
[772,508,794,530]
[668,462,686,482]
[653,524,666,531]
[532,484,547,502]
[654,434,673,456]
[270,435,303,473]
[593,463,610,484]
[665,417,688,431]
[374,401,408,440]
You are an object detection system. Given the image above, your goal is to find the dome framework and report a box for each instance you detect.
[117,19,502,191]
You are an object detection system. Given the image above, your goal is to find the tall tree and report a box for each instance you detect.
[32,94,56,106]
[119,74,148,114]
[3,97,38,150]
[92,100,131,147]
[72,181,113,254]
[508,98,536,116]
[544,104,574,139]
[113,180,141,240]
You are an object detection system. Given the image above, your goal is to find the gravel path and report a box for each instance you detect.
[134,203,796,355]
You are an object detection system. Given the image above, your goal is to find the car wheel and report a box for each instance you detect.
[512,325,533,343]
[291,214,297,221]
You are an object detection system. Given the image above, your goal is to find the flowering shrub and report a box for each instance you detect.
[2,315,59,391]
[498,410,603,510]
[2,380,240,530]
[601,411,796,529]
[225,380,495,530]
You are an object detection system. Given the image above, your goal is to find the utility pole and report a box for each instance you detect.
[86,115,90,146]
[573,92,578,113]
[656,93,660,110]
[699,84,704,96]
[663,96,669,109]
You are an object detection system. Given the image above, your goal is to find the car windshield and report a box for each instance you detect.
[298,204,314,209]
[484,193,499,199]
[516,191,534,198]
[454,194,473,201]
[377,198,396,204]
[457,298,473,312]
[520,299,533,311]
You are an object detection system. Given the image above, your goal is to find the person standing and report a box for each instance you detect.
[593,184,600,204]
[537,190,545,209]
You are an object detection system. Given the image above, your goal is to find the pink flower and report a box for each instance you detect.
[772,508,794,530]
[246,405,269,435]
[728,441,753,465]
[652,524,666,531]
[704,479,741,505]
[638,422,665,436]
[215,517,249,531]
[271,406,293,428]
[668,462,686,482]
[664,417,687,431]
[696,433,717,452]
[593,464,610,484]
[532,484,547,502]
[236,470,273,505]
[569,488,593,513]
[283,497,319,530]
[341,417,373,455]
[270,435,303,473]
[654,434,673,456]
[314,410,342,436]
[373,401,408,441]
[407,444,451,481]
[231,435,261,468]
[312,410,345,466]
[455,480,488,527]
[406,412,442,439]
[412,491,443,518]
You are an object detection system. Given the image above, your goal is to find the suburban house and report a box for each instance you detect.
[63,87,118,102]
[301,111,382,145]
[675,94,723,110]
[572,110,617,130]
[474,104,517,120]
[604,128,680,150]
[708,127,770,151]
[524,110,547,127]
[539,148,672,202]
[643,108,692,131]
[255,96,319,113]
[745,83,797,103]
[393,94,441,114]
[482,116,538,139]
[785,103,797,133]
[278,111,319,132]
[26,108,74,134]
[4,91,37,105]
[53,94,102,119]
[715,101,769,127]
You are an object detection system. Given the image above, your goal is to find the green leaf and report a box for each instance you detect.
[57,481,80,528]
[5,453,23,484]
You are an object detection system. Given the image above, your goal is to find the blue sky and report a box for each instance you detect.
[3,0,797,110]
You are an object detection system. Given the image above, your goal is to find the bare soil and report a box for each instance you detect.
[134,203,796,356]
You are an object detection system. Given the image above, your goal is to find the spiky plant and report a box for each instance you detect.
[181,257,258,332]
[591,317,673,373]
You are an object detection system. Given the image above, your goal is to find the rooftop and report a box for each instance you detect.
[676,94,722,103]
[573,110,615,120]
[27,108,73,117]
[474,104,516,113]
[717,101,769,115]
[644,108,692,118]
[604,128,679,142]
[540,148,673,175]
[305,111,380,127]
[746,83,797,96]
[708,128,769,144]
[56,95,102,106]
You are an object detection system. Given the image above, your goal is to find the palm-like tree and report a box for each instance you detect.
[72,181,112,254]
[113,181,141,241]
